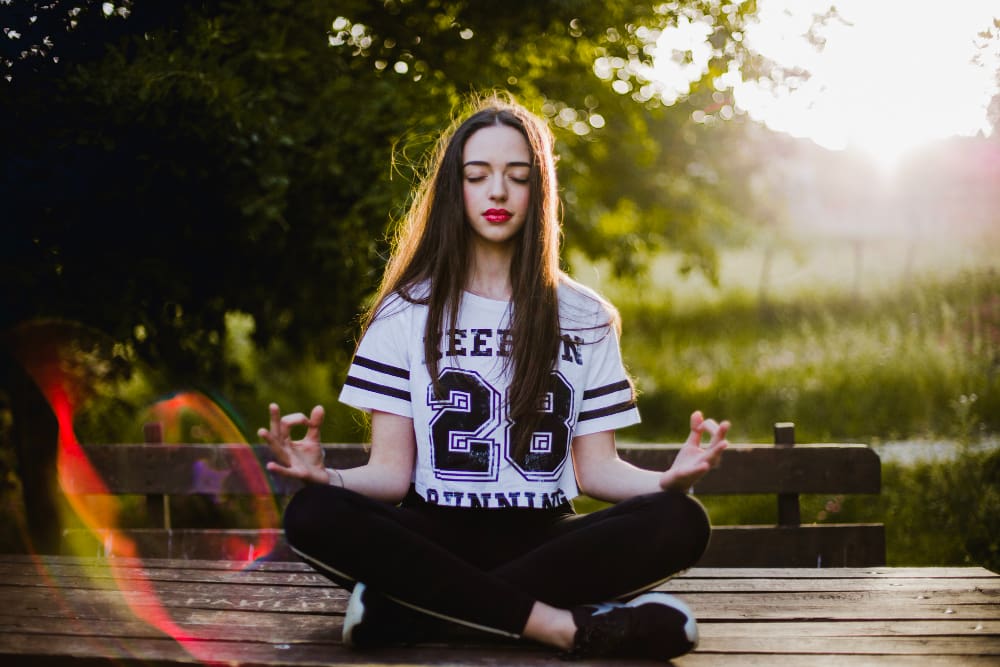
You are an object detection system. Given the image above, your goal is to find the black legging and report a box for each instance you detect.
[283,484,711,638]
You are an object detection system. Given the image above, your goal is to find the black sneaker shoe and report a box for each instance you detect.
[566,592,699,660]
[342,582,427,649]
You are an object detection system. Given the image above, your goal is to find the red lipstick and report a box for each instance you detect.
[484,208,513,223]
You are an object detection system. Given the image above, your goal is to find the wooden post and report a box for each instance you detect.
[143,422,170,530]
[774,422,801,526]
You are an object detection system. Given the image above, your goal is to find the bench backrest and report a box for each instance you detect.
[64,424,884,567]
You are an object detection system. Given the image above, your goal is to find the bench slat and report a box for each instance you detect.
[620,443,881,495]
[73,443,881,496]
[701,524,886,568]
[62,523,887,567]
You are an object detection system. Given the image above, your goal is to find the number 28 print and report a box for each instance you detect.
[427,368,575,483]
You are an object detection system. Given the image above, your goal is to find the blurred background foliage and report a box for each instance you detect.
[1,0,999,569]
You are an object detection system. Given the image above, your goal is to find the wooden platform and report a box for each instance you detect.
[0,555,997,665]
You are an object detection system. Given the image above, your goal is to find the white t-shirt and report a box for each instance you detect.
[339,279,641,508]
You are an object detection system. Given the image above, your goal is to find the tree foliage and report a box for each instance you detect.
[2,0,759,386]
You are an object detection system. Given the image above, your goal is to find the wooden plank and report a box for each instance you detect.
[677,600,1000,622]
[698,636,1000,655]
[4,554,993,579]
[5,557,993,601]
[620,443,881,494]
[0,583,345,615]
[61,527,296,561]
[60,522,887,566]
[699,619,1000,637]
[0,572,347,604]
[10,557,996,598]
[2,597,996,663]
[703,524,886,567]
[679,656,1000,666]
[667,577,1000,593]
[2,613,996,660]
[12,614,989,647]
[0,572,349,606]
[683,566,998,578]
[8,579,997,624]
[0,633,560,667]
[0,553,313,573]
[0,564,332,588]
[74,442,882,495]
[2,634,995,667]
[16,568,995,595]
[16,613,975,646]
[12,560,996,602]
[72,443,369,495]
[0,611,339,642]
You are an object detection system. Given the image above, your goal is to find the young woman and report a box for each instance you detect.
[259,95,729,661]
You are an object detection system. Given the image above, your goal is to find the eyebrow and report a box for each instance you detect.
[463,160,532,168]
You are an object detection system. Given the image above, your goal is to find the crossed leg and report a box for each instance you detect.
[283,484,711,640]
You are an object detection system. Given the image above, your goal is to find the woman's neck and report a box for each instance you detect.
[466,241,513,301]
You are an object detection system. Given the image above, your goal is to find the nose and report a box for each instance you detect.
[488,174,507,201]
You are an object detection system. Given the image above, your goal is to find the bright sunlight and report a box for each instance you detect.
[653,0,999,172]
[735,0,999,170]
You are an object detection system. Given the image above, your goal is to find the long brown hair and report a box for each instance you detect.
[362,93,562,460]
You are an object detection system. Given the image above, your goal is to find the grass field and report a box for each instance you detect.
[572,232,1000,443]
[571,230,1000,570]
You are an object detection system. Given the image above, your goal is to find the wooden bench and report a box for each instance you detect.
[65,422,884,567]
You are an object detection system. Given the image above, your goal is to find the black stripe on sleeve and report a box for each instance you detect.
[353,355,410,379]
[582,379,632,400]
[578,400,636,422]
[344,375,410,402]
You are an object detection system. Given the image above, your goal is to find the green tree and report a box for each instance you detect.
[1,0,759,551]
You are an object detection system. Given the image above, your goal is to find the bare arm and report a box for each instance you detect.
[259,403,415,504]
[573,411,729,503]
[340,410,416,502]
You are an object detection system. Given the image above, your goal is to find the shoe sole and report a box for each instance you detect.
[342,582,367,647]
[626,592,699,648]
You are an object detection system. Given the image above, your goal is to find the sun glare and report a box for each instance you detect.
[730,0,998,171]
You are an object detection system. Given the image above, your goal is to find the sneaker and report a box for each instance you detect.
[342,582,425,649]
[566,592,699,660]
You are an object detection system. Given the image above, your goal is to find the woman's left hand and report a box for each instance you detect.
[659,411,729,492]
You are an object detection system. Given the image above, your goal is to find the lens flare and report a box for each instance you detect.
[6,320,283,661]
[144,390,282,560]
[148,391,246,444]
[8,325,205,659]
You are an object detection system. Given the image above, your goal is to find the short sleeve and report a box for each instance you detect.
[339,298,413,417]
[574,323,641,437]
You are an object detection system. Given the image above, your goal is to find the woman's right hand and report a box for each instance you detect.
[258,403,331,484]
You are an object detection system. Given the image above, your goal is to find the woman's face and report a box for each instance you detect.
[462,124,532,249]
